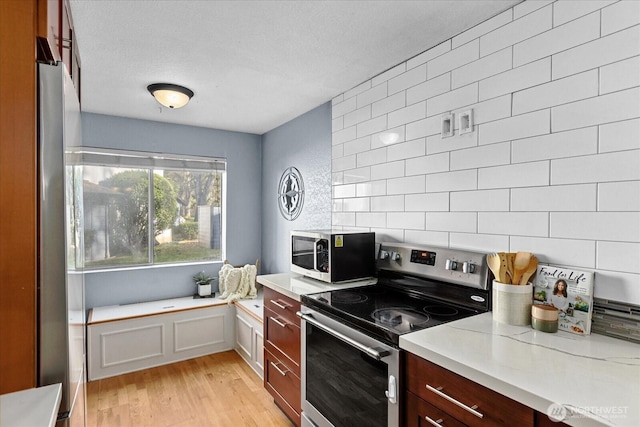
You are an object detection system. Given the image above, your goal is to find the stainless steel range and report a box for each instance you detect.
[297,242,491,427]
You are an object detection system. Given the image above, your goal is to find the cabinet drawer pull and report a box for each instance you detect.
[270,299,289,310]
[270,361,289,376]
[425,384,484,419]
[424,416,444,426]
[270,316,288,328]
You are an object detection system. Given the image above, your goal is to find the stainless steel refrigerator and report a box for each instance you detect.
[38,61,86,427]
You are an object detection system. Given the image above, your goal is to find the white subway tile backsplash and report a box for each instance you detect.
[355,212,386,228]
[512,69,598,115]
[343,166,371,184]
[598,241,640,274]
[450,189,510,212]
[332,172,344,185]
[356,180,387,197]
[453,95,512,126]
[356,115,388,138]
[332,199,343,212]
[427,128,478,156]
[453,9,513,48]
[427,83,478,116]
[512,127,598,163]
[513,11,600,67]
[406,115,441,140]
[480,58,551,102]
[342,197,370,212]
[593,270,640,302]
[371,195,405,212]
[332,212,356,227]
[389,64,427,95]
[371,228,405,243]
[599,118,640,153]
[602,0,640,36]
[479,161,550,189]
[332,94,344,105]
[406,152,449,176]
[600,56,640,95]
[357,146,387,168]
[510,236,596,268]
[480,5,552,57]
[552,88,640,133]
[550,212,640,242]
[452,48,512,90]
[407,73,450,106]
[408,40,452,69]
[344,105,371,128]
[387,176,426,195]
[511,184,597,212]
[479,109,550,146]
[357,83,388,108]
[388,212,425,230]
[427,212,477,233]
[372,63,406,87]
[598,181,640,211]
[428,39,479,79]
[404,230,449,247]
[514,0,553,19]
[406,192,449,212]
[333,126,357,146]
[388,102,426,128]
[450,232,510,253]
[553,0,615,26]
[332,96,356,119]
[371,160,404,180]
[332,116,343,132]
[551,150,640,185]
[372,126,407,150]
[387,138,426,162]
[450,142,510,171]
[372,91,405,118]
[552,25,640,80]
[344,136,371,156]
[333,184,356,199]
[332,154,356,172]
[344,81,372,100]
[426,169,477,193]
[478,212,549,237]
[332,144,344,159]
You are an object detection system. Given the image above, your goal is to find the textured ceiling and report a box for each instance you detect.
[69,0,521,135]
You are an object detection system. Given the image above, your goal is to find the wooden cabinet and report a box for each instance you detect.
[235,303,264,379]
[404,352,534,427]
[263,287,301,426]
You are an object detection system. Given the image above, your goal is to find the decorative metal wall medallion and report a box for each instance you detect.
[278,167,304,221]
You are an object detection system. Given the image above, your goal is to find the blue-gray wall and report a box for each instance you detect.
[261,103,332,274]
[81,113,262,308]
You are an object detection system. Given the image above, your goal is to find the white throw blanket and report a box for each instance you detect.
[218,263,258,302]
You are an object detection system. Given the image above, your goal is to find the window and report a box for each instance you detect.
[75,148,225,269]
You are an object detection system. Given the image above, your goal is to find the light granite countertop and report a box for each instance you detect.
[256,272,376,301]
[400,312,640,427]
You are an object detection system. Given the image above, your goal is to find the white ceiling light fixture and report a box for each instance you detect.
[147,83,194,109]
[379,132,400,145]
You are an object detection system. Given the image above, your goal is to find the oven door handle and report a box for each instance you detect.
[296,311,389,360]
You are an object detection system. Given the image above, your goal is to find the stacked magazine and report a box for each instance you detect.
[533,265,594,335]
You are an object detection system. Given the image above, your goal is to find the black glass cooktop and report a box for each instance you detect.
[301,283,481,346]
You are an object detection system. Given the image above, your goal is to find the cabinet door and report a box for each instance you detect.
[265,348,301,426]
[264,306,301,376]
[235,312,253,362]
[405,391,467,427]
[254,328,264,374]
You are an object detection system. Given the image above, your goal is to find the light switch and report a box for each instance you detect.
[459,109,474,134]
[441,113,454,138]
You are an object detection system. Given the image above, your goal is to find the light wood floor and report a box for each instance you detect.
[86,350,294,427]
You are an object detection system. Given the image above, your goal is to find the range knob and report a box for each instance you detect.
[445,259,458,271]
[391,251,401,261]
[379,250,389,260]
[462,261,476,274]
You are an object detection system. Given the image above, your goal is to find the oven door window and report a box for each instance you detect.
[306,324,388,427]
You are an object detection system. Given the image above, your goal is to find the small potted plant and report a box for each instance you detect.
[193,271,216,297]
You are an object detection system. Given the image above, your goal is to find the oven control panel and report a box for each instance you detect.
[377,242,489,290]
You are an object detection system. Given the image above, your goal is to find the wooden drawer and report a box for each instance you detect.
[405,391,467,427]
[265,306,301,375]
[265,348,301,426]
[264,287,301,326]
[405,352,534,427]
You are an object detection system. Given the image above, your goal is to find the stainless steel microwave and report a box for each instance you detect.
[291,230,375,283]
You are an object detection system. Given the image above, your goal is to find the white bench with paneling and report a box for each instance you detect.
[87,296,234,381]
[234,294,264,378]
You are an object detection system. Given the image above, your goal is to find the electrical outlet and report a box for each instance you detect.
[441,113,454,138]
[459,109,474,134]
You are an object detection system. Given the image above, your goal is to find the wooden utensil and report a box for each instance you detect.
[498,252,510,283]
[511,251,532,285]
[506,252,515,284]
[487,253,506,283]
[519,255,539,285]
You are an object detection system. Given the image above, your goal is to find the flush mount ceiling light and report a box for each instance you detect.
[147,83,194,109]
